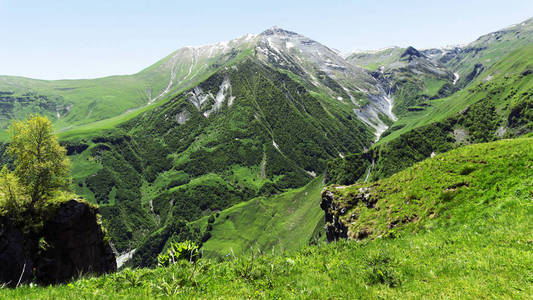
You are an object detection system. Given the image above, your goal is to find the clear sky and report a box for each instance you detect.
[1,0,532,80]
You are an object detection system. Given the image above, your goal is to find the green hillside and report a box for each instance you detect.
[3,138,530,299]
[0,41,255,135]
[192,176,325,258]
[323,137,532,240]
[328,44,533,185]
[49,57,373,265]
[443,17,533,80]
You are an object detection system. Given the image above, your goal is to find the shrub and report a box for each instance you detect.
[440,190,456,202]
[363,251,402,287]
[207,215,215,224]
[459,165,476,175]
[157,241,200,267]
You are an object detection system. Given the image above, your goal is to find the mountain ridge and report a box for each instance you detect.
[0,17,532,271]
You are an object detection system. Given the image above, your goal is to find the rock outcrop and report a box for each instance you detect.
[320,186,378,242]
[35,200,117,284]
[320,188,348,242]
[0,199,116,286]
[0,216,33,287]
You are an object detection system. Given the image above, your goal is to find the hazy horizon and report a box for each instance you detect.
[1,0,532,80]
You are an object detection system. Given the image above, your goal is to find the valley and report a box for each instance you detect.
[0,13,532,298]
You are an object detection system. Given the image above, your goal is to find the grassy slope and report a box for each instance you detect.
[378,44,533,145]
[192,176,325,258]
[3,138,531,299]
[327,137,532,240]
[62,56,373,259]
[0,46,255,141]
[346,47,405,70]
[447,17,533,77]
[0,74,160,129]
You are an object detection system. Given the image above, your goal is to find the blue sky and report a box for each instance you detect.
[1,0,532,80]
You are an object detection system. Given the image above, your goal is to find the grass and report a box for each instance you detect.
[327,138,533,241]
[0,46,256,143]
[346,47,404,70]
[378,44,533,145]
[2,138,531,299]
[193,176,325,258]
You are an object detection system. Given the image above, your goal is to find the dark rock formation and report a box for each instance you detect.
[0,216,33,287]
[320,186,378,242]
[0,199,116,286]
[464,63,485,83]
[400,46,424,62]
[320,188,348,242]
[35,200,116,284]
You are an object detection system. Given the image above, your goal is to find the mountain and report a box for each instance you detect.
[3,137,531,298]
[326,17,533,186]
[422,17,533,85]
[0,27,395,140]
[18,27,400,265]
[0,34,255,131]
[1,18,532,271]
[347,46,456,116]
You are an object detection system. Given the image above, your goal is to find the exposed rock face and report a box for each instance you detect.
[400,46,424,62]
[0,216,33,287]
[320,186,378,242]
[320,188,348,242]
[0,199,116,286]
[465,63,485,83]
[36,200,116,284]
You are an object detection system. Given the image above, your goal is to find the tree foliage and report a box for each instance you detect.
[0,165,29,222]
[7,115,71,208]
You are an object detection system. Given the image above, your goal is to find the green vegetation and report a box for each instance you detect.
[326,152,370,185]
[194,176,325,258]
[3,138,531,298]
[328,44,533,186]
[326,138,532,241]
[54,58,373,264]
[0,115,74,231]
[9,116,71,207]
[157,241,199,267]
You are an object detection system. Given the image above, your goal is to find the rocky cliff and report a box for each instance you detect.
[320,185,378,242]
[0,199,116,287]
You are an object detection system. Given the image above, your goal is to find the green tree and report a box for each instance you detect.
[7,115,71,209]
[0,165,29,222]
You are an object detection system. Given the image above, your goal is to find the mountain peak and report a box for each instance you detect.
[260,26,299,37]
[400,46,425,61]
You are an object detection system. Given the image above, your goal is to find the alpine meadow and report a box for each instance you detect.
[0,3,532,299]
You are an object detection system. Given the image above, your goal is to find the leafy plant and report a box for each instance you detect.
[363,251,402,287]
[157,241,200,267]
[0,165,29,223]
